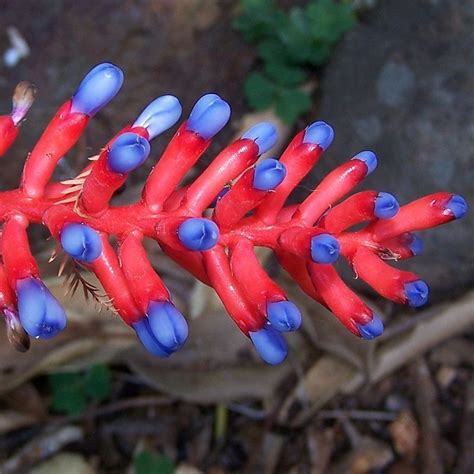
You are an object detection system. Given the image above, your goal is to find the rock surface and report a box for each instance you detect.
[315,0,473,300]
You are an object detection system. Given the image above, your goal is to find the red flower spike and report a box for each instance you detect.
[0,65,468,364]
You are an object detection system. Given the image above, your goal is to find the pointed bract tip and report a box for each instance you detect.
[60,223,102,263]
[242,122,278,155]
[107,132,150,174]
[404,279,429,307]
[409,234,423,256]
[267,300,302,332]
[11,81,36,126]
[303,121,334,150]
[16,278,67,339]
[374,192,400,219]
[177,218,220,251]
[71,62,124,116]
[352,151,377,175]
[253,159,287,191]
[249,324,288,365]
[358,314,384,339]
[310,233,340,264]
[187,93,231,139]
[133,95,182,140]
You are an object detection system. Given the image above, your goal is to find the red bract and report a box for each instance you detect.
[0,64,468,364]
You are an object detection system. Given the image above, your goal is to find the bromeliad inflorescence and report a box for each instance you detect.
[0,64,468,363]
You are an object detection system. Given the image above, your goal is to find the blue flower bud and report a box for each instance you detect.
[16,278,67,339]
[133,95,182,140]
[302,121,334,150]
[249,324,288,365]
[71,63,124,116]
[133,318,171,358]
[60,223,102,263]
[374,192,400,219]
[177,218,220,251]
[107,132,150,174]
[404,280,429,307]
[445,194,468,219]
[357,314,384,339]
[241,122,278,155]
[209,187,230,208]
[253,159,287,191]
[310,234,340,264]
[187,94,231,139]
[267,300,302,332]
[352,151,377,176]
[147,301,189,352]
[409,234,423,256]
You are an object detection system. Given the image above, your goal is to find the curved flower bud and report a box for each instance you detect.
[60,223,102,263]
[303,121,334,150]
[187,94,231,139]
[241,122,278,155]
[310,234,340,264]
[253,159,287,191]
[267,300,302,332]
[249,324,288,365]
[16,278,67,339]
[351,151,377,176]
[374,192,400,219]
[107,132,151,174]
[146,301,189,353]
[133,95,182,140]
[177,218,220,251]
[357,313,384,339]
[71,63,124,116]
[404,279,429,307]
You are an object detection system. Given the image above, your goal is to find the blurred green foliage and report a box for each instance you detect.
[234,0,356,123]
[49,364,112,416]
[134,451,175,474]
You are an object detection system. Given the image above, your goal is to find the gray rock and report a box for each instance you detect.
[314,0,473,300]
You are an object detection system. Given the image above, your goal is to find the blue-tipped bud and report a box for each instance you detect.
[146,301,189,352]
[71,63,124,116]
[249,324,288,365]
[374,192,400,219]
[358,314,384,339]
[352,151,377,175]
[60,223,102,263]
[177,218,220,251]
[16,278,67,339]
[445,195,468,219]
[107,132,150,174]
[133,95,182,140]
[303,121,334,150]
[241,122,278,155]
[409,234,423,256]
[404,280,429,307]
[133,318,171,358]
[187,94,231,139]
[310,234,340,264]
[267,300,302,332]
[253,159,287,191]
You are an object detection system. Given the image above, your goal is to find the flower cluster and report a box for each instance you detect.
[0,64,467,364]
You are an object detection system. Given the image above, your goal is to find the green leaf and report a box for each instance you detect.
[134,451,175,474]
[264,60,307,86]
[244,72,276,110]
[49,372,87,416]
[275,88,312,124]
[84,364,112,402]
